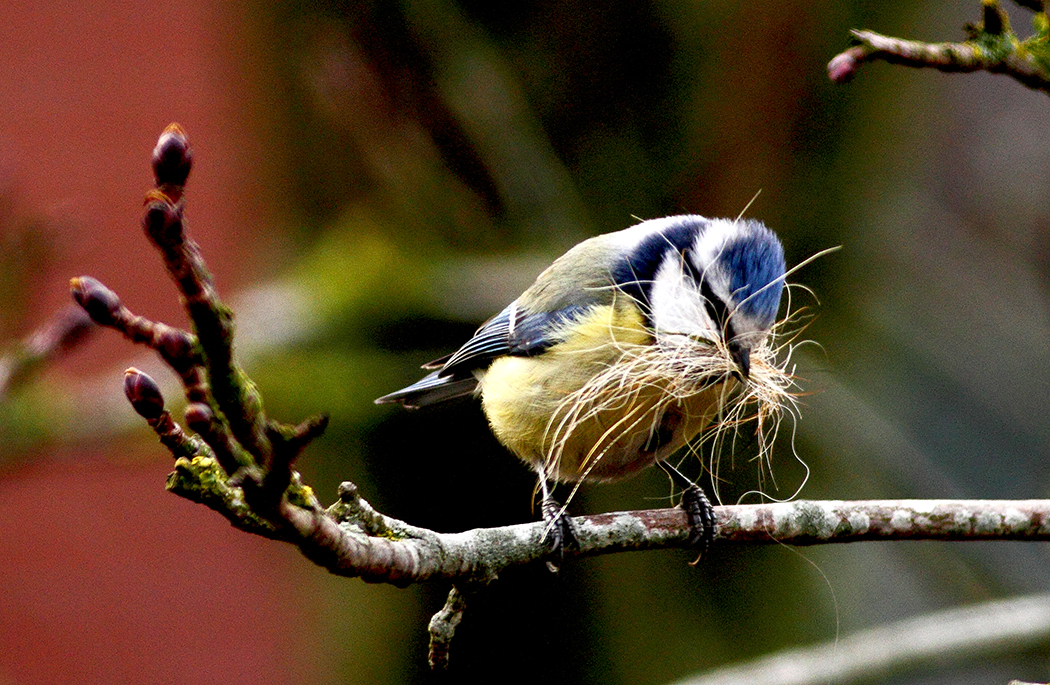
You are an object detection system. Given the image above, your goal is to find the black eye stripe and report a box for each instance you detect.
[688,251,735,342]
[680,248,704,285]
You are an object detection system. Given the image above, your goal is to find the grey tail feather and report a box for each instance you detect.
[374,370,479,408]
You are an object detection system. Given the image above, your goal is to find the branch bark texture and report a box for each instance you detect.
[298,496,1050,582]
[167,453,1050,587]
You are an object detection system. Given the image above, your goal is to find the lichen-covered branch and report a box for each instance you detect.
[713,498,1050,544]
[829,1,1050,96]
[169,450,1050,583]
[72,123,324,532]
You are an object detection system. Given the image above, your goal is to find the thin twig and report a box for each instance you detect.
[669,592,1050,685]
[829,1,1050,96]
[429,584,476,669]
[0,305,94,399]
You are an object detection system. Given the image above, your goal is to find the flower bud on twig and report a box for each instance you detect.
[183,401,214,432]
[124,367,165,420]
[827,47,864,83]
[152,123,193,188]
[142,193,184,248]
[70,276,123,327]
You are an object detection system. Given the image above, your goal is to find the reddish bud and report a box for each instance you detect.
[154,327,195,363]
[828,48,862,84]
[152,123,193,187]
[70,276,122,326]
[124,368,165,419]
[142,196,184,247]
[183,402,214,432]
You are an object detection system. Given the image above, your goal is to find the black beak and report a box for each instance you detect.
[728,342,750,382]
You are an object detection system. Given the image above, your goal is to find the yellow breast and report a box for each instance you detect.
[477,300,726,482]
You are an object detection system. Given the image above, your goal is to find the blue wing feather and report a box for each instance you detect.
[376,301,588,407]
[374,370,480,408]
[440,302,587,375]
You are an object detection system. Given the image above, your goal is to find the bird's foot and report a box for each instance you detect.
[680,483,717,561]
[657,460,718,560]
[540,496,578,573]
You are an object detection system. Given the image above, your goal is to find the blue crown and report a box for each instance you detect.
[721,220,785,329]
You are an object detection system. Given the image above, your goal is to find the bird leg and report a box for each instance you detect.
[537,473,578,572]
[657,460,717,557]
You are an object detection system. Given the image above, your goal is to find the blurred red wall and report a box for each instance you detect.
[0,2,312,683]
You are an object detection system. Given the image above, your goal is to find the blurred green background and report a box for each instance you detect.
[2,1,1050,683]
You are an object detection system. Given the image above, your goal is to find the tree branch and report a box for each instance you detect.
[163,415,1050,584]
[70,123,1050,669]
[828,1,1050,96]
[670,592,1050,685]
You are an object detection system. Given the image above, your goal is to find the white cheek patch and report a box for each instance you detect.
[691,219,734,270]
[649,252,718,341]
[690,218,736,304]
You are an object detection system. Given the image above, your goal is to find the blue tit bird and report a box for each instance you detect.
[376,214,787,557]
